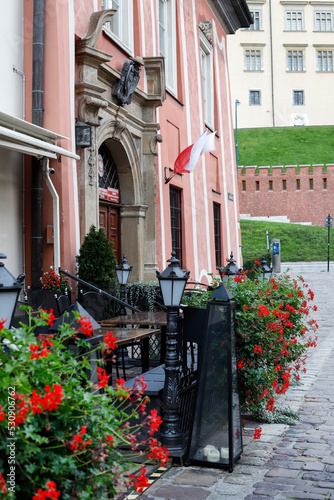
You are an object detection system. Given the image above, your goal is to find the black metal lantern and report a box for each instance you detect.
[0,253,25,329]
[258,256,273,282]
[156,252,189,307]
[219,252,241,281]
[156,252,190,456]
[186,282,243,471]
[116,255,133,286]
[75,120,92,148]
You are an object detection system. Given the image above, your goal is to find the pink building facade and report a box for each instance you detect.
[0,0,251,290]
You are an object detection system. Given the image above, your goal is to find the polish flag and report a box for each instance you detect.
[173,129,216,175]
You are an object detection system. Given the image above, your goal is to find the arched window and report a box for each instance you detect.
[98,145,119,192]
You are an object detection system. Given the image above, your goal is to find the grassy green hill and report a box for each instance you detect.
[237,126,334,166]
[240,220,333,262]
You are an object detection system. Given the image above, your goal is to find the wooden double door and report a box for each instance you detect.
[99,203,121,264]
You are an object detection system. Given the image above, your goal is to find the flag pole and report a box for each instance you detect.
[164,167,176,184]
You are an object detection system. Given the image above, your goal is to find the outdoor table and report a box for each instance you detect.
[100,311,168,327]
[100,311,168,366]
[97,326,161,374]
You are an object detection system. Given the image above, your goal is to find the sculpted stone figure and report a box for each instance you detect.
[114,57,144,106]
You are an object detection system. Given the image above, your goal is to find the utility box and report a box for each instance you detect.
[272,239,281,273]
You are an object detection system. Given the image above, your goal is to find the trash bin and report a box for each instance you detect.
[272,239,281,273]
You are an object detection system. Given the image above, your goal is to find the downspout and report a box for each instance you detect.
[269,0,275,127]
[31,0,45,288]
[12,66,26,279]
[42,159,60,272]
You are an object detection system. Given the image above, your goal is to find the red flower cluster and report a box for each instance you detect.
[148,438,169,466]
[0,472,6,495]
[253,427,262,440]
[41,268,69,291]
[103,331,117,351]
[97,366,109,388]
[30,339,53,360]
[129,465,150,493]
[258,304,270,318]
[32,480,60,500]
[14,385,64,424]
[78,316,94,337]
[254,344,263,355]
[148,409,163,435]
[40,309,56,326]
[0,318,6,332]
[69,426,92,451]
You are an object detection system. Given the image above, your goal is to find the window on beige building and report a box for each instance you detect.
[287,50,304,71]
[293,90,304,105]
[245,49,262,70]
[286,11,303,31]
[102,0,133,52]
[249,90,261,105]
[317,50,333,71]
[250,10,261,30]
[315,12,332,31]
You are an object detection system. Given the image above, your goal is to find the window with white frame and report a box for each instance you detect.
[286,11,303,31]
[293,90,304,106]
[102,0,133,52]
[250,10,261,30]
[317,50,333,71]
[158,0,177,96]
[287,49,304,71]
[249,90,261,105]
[315,11,332,31]
[200,33,214,128]
[245,49,262,70]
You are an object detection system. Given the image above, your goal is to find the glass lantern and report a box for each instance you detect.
[186,283,243,471]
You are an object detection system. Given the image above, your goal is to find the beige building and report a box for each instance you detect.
[227,0,334,128]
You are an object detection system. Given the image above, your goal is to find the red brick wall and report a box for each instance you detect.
[238,165,334,226]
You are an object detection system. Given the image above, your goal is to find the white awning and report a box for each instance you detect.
[0,112,80,161]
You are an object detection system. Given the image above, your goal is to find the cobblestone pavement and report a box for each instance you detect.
[139,271,334,500]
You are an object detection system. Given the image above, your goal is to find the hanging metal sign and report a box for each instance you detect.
[98,187,119,203]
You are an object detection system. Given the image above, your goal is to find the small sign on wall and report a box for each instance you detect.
[228,192,234,201]
[99,187,119,203]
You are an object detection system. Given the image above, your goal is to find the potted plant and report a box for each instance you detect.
[28,268,71,313]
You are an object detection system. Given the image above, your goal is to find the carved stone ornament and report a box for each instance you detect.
[112,120,127,141]
[114,57,144,106]
[199,21,213,45]
[79,96,108,126]
[87,148,96,186]
[150,133,163,156]
[78,9,117,49]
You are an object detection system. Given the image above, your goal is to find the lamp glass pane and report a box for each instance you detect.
[171,279,186,307]
[160,280,173,307]
[0,290,19,329]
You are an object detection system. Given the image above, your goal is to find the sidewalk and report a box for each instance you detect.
[138,272,334,500]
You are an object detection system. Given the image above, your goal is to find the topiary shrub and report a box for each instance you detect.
[76,225,117,292]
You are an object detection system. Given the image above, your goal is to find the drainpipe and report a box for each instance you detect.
[31,0,45,288]
[13,66,26,280]
[42,159,60,272]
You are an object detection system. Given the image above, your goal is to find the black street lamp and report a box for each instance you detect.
[257,256,273,282]
[0,253,25,329]
[219,252,241,281]
[115,255,133,316]
[156,251,190,456]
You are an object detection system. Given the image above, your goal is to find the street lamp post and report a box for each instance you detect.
[156,251,190,456]
[219,252,242,282]
[115,255,133,316]
[257,256,273,282]
[235,100,240,177]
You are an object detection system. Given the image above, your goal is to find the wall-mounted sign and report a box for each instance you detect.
[98,154,104,178]
[228,192,234,201]
[99,187,119,203]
